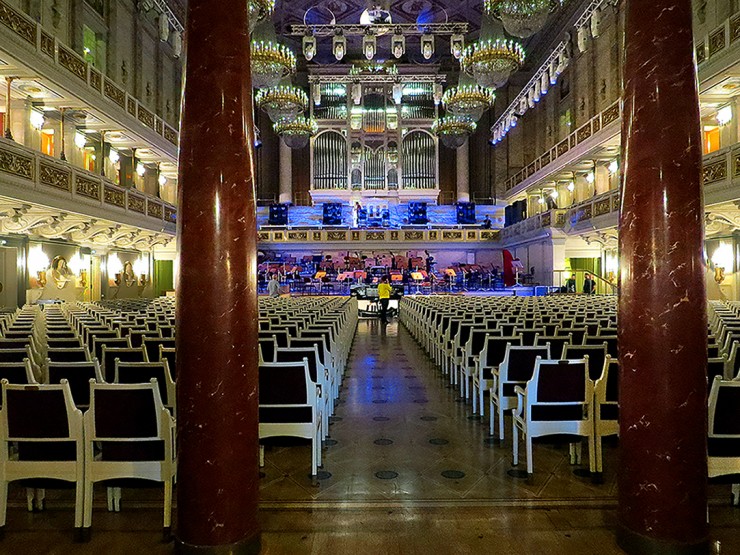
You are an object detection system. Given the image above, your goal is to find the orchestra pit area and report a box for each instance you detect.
[0,295,738,553]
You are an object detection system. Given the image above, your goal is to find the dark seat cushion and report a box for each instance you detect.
[259,406,312,423]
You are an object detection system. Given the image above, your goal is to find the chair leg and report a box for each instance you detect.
[0,480,8,528]
[525,435,533,476]
[489,398,495,433]
[479,385,485,417]
[512,422,519,466]
[34,488,45,511]
[74,480,84,530]
[472,382,478,413]
[83,480,94,529]
[26,489,34,512]
[163,478,173,529]
[588,433,596,476]
[732,484,740,506]
[259,445,265,468]
[107,487,115,511]
[498,404,505,441]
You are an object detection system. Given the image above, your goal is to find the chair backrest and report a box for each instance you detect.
[128,329,160,347]
[92,336,130,362]
[0,361,36,391]
[260,329,289,348]
[520,328,545,346]
[87,381,167,462]
[501,345,550,384]
[142,337,176,364]
[534,334,571,359]
[1,381,81,461]
[258,361,311,407]
[274,347,320,383]
[0,348,33,364]
[159,346,176,379]
[563,343,607,381]
[560,328,587,344]
[114,361,174,408]
[595,355,620,423]
[46,360,103,407]
[47,337,84,349]
[584,334,618,357]
[288,338,326,366]
[526,358,591,423]
[484,336,524,368]
[46,347,90,363]
[101,346,148,382]
[708,377,740,438]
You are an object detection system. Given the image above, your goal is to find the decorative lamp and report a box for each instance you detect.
[590,7,602,38]
[274,116,318,149]
[441,85,495,122]
[109,148,120,164]
[450,34,465,59]
[251,41,296,89]
[432,115,477,149]
[577,25,589,53]
[158,14,170,42]
[74,132,87,149]
[392,34,405,59]
[363,33,376,60]
[248,0,276,33]
[172,31,183,58]
[312,84,322,106]
[255,85,309,122]
[460,39,525,89]
[484,0,555,39]
[421,34,435,60]
[302,35,316,61]
[567,180,575,192]
[30,110,45,130]
[433,84,444,106]
[392,83,403,105]
[159,173,167,186]
[712,243,734,284]
[333,33,347,61]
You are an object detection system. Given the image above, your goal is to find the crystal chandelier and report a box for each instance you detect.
[460,39,525,89]
[442,85,496,122]
[274,116,318,149]
[251,41,296,89]
[256,86,309,123]
[432,116,477,149]
[484,0,555,39]
[248,0,276,33]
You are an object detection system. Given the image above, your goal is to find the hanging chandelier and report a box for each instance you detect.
[256,86,309,123]
[484,0,556,39]
[248,0,276,33]
[460,39,525,89]
[432,115,477,149]
[274,116,318,149]
[442,85,496,122]
[251,41,296,89]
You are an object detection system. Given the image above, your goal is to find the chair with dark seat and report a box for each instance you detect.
[258,361,322,476]
[472,335,523,416]
[47,337,84,350]
[0,381,84,535]
[519,328,545,346]
[92,337,130,364]
[128,330,161,348]
[46,347,91,363]
[142,338,176,366]
[101,346,148,383]
[512,357,595,477]
[83,381,175,535]
[45,360,104,408]
[274,346,330,435]
[563,343,607,381]
[114,361,175,412]
[707,377,740,506]
[0,347,35,364]
[560,328,587,344]
[0,361,36,388]
[594,355,619,480]
[158,346,176,380]
[489,345,550,441]
[584,334,618,357]
[534,334,572,359]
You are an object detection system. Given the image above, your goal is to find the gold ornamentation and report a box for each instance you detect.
[0,148,34,180]
[138,106,155,129]
[41,32,55,57]
[351,231,360,241]
[466,231,477,240]
[312,231,322,241]
[404,231,424,241]
[734,153,740,177]
[164,206,176,223]
[155,119,163,134]
[76,176,100,199]
[327,231,347,241]
[709,27,726,57]
[90,68,102,91]
[104,185,125,207]
[0,1,35,44]
[731,14,740,44]
[696,42,706,64]
[556,139,569,157]
[58,46,86,81]
[164,126,178,145]
[576,123,592,143]
[258,231,270,241]
[128,194,146,214]
[391,231,400,241]
[429,231,438,240]
[366,231,386,241]
[612,194,621,213]
[481,230,499,240]
[602,103,620,126]
[127,98,137,116]
[703,159,727,184]
[104,79,126,108]
[443,231,463,240]
[39,163,71,192]
[594,199,612,217]
[541,212,551,227]
[287,231,308,240]
[147,202,163,219]
[274,232,284,241]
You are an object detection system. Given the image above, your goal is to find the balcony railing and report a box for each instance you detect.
[258,227,500,244]
[0,0,179,149]
[0,136,177,231]
[695,11,740,66]
[500,209,568,241]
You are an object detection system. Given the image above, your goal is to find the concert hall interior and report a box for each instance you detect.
[0,0,739,554]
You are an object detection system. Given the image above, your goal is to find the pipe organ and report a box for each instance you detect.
[309,66,441,205]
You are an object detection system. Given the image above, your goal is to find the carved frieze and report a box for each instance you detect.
[312,231,322,241]
[442,231,462,240]
[556,139,569,158]
[128,194,146,214]
[602,103,620,126]
[287,231,308,241]
[327,231,347,241]
[89,68,102,91]
[541,212,551,227]
[576,123,592,143]
[703,159,727,184]
[138,106,155,129]
[0,148,33,180]
[731,14,740,44]
[481,230,499,241]
[39,163,71,192]
[390,231,399,241]
[404,231,424,241]
[127,98,137,116]
[164,206,176,223]
[696,42,706,64]
[155,119,163,134]
[41,31,55,58]
[75,176,101,200]
[258,232,270,241]
[164,126,178,145]
[709,27,726,57]
[147,201,163,219]
[58,46,86,81]
[366,231,386,241]
[104,185,125,207]
[104,79,126,108]
[594,198,612,217]
[0,2,35,44]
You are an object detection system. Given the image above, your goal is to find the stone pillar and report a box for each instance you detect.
[456,139,470,203]
[594,163,609,196]
[618,0,708,552]
[279,139,292,204]
[175,0,259,553]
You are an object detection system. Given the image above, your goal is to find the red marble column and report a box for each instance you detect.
[175,0,259,553]
[618,0,708,553]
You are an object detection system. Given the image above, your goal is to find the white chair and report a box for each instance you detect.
[83,381,176,535]
[707,376,740,506]
[512,357,595,477]
[593,355,619,479]
[0,380,84,535]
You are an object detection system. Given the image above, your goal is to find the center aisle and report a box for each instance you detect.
[260,317,618,504]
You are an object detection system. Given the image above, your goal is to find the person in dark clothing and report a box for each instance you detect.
[566,273,577,293]
[583,273,596,295]
[482,215,492,229]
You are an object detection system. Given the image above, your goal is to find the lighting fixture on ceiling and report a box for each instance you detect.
[363,33,377,60]
[333,33,347,61]
[274,116,318,149]
[432,115,477,149]
[251,41,296,89]
[392,33,405,59]
[450,34,465,59]
[460,39,525,89]
[255,85,309,123]
[550,190,559,199]
[421,34,435,60]
[302,35,317,61]
[442,85,496,123]
[484,0,557,39]
[248,0,276,33]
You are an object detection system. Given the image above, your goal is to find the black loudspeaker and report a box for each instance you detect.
[408,202,428,225]
[504,205,512,227]
[323,203,343,226]
[456,202,476,224]
[268,203,288,225]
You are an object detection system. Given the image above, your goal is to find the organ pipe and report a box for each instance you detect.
[312,131,348,189]
[402,131,435,189]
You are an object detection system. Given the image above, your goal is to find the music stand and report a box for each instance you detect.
[511,259,525,286]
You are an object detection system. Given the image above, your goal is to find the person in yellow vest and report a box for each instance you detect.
[377,276,392,324]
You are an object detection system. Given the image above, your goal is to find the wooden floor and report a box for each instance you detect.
[1,318,739,554]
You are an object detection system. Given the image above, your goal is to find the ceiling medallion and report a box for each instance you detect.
[460,39,525,89]
[484,0,559,39]
[274,116,318,149]
[431,115,477,149]
[255,86,309,123]
[250,41,296,89]
[442,85,496,122]
[248,0,276,33]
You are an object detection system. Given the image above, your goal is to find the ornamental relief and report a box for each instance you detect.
[601,103,620,126]
[39,164,71,192]
[0,149,33,180]
[708,27,726,57]
[703,160,727,184]
[128,195,146,214]
[576,123,592,143]
[327,231,346,241]
[58,46,86,81]
[287,231,308,241]
[404,231,424,241]
[731,14,740,44]
[104,79,126,108]
[164,206,176,222]
[164,126,178,145]
[104,186,125,207]
[147,202,163,219]
[75,176,100,199]
[0,2,35,44]
[442,231,462,240]
[366,231,386,241]
[593,199,612,217]
[90,68,102,91]
[41,32,55,57]
[138,106,155,129]
[258,232,270,241]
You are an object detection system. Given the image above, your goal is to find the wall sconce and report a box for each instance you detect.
[74,131,87,149]
[312,83,321,106]
[136,162,146,176]
[585,171,595,184]
[302,35,316,61]
[108,252,123,285]
[421,34,434,60]
[608,160,619,174]
[567,181,575,192]
[158,173,167,186]
[712,243,734,284]
[30,110,45,130]
[28,245,49,288]
[109,148,120,164]
[717,105,733,126]
[133,256,149,288]
[392,33,405,59]
[68,252,89,288]
[392,83,403,105]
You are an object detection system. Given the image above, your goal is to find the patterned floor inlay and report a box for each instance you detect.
[374,439,393,446]
[375,471,399,480]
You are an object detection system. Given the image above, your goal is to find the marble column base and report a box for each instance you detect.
[617,525,709,555]
[175,535,261,555]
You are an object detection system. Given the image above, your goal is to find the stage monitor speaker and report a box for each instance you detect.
[323,203,343,226]
[408,202,428,225]
[456,202,476,225]
[268,203,288,225]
